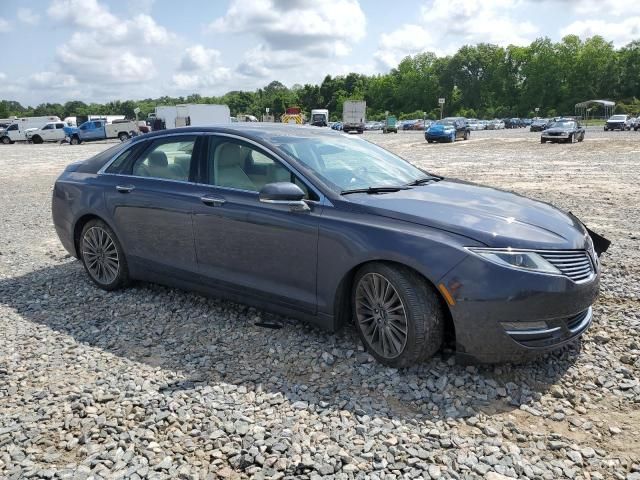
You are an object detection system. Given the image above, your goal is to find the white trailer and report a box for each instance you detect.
[1,116,61,144]
[152,104,231,129]
[342,101,366,134]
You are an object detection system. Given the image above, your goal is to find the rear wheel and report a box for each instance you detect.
[541,138,546,143]
[1,136,11,144]
[352,262,444,368]
[80,219,129,291]
[463,131,470,141]
[118,132,130,142]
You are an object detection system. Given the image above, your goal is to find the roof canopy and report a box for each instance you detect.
[575,99,615,108]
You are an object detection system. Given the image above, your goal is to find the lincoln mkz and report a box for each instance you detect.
[52,125,608,366]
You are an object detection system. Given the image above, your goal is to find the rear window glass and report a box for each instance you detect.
[75,142,131,174]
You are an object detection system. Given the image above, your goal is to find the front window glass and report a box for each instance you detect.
[433,119,455,126]
[610,115,626,120]
[131,138,195,181]
[42,124,52,130]
[206,139,308,196]
[7,124,18,131]
[550,121,576,128]
[274,135,428,191]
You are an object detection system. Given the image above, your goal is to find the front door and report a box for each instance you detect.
[101,135,203,278]
[192,135,320,313]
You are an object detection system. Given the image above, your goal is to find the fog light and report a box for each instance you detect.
[501,321,548,331]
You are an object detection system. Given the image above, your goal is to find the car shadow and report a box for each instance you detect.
[0,260,581,422]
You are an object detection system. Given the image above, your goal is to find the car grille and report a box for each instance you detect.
[547,132,563,136]
[538,250,594,282]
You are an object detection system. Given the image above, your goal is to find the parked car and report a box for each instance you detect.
[466,119,481,131]
[331,122,343,131]
[604,114,632,131]
[633,117,640,131]
[504,118,523,129]
[425,117,470,143]
[487,119,505,130]
[530,118,550,132]
[402,120,417,131]
[64,119,138,145]
[478,120,488,130]
[25,121,68,143]
[52,124,607,366]
[541,119,586,143]
[1,116,62,144]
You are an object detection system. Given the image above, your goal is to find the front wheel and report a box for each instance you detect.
[541,138,546,143]
[80,219,129,291]
[352,263,444,367]
[463,131,470,140]
[70,136,80,145]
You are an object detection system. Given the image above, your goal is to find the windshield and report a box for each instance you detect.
[273,135,429,191]
[433,120,454,126]
[550,121,576,128]
[610,115,626,120]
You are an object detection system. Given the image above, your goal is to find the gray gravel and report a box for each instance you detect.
[1,129,639,479]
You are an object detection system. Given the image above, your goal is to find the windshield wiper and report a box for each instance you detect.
[341,186,411,195]
[406,176,439,186]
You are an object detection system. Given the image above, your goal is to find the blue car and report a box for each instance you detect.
[425,117,470,143]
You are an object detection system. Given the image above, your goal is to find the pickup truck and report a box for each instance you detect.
[26,121,68,143]
[64,119,137,145]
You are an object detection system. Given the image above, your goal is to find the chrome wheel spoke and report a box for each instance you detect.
[83,226,119,285]
[355,273,408,360]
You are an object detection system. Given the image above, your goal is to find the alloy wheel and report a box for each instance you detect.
[355,273,408,359]
[82,226,120,285]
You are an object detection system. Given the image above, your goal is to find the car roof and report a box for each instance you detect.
[130,123,346,145]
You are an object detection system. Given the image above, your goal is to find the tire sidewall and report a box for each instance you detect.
[351,262,443,367]
[80,219,129,291]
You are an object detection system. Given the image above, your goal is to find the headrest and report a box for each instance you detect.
[217,143,242,168]
[149,150,168,167]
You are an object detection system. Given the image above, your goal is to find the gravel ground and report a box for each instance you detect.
[0,128,639,480]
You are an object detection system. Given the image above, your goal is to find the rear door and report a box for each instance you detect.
[192,134,320,312]
[101,134,204,278]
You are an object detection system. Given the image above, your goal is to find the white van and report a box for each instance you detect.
[1,116,61,144]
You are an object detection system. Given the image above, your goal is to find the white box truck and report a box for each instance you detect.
[342,101,366,134]
[1,116,61,144]
[151,104,231,129]
[310,109,329,127]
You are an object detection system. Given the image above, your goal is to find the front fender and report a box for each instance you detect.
[316,206,480,316]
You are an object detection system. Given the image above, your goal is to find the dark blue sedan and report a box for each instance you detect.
[52,125,605,366]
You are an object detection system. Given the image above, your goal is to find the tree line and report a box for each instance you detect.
[1,35,639,122]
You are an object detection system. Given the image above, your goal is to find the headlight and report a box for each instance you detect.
[467,248,561,274]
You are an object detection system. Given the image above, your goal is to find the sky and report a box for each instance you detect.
[0,0,638,106]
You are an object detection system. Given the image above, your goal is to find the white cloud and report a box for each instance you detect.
[572,0,640,17]
[561,18,640,47]
[211,0,366,82]
[374,0,537,69]
[48,0,120,30]
[0,17,11,32]
[29,71,78,89]
[17,8,41,26]
[179,45,222,71]
[0,72,6,81]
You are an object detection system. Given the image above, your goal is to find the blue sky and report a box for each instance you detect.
[1,0,638,106]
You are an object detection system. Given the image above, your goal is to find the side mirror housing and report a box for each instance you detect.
[259,182,309,212]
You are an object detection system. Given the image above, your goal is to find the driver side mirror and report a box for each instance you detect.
[259,182,310,212]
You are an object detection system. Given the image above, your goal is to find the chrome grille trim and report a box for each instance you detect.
[539,250,594,282]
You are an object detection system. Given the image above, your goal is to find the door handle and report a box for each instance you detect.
[116,184,135,193]
[200,195,226,207]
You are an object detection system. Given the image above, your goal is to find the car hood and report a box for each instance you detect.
[346,179,588,250]
[607,119,625,123]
